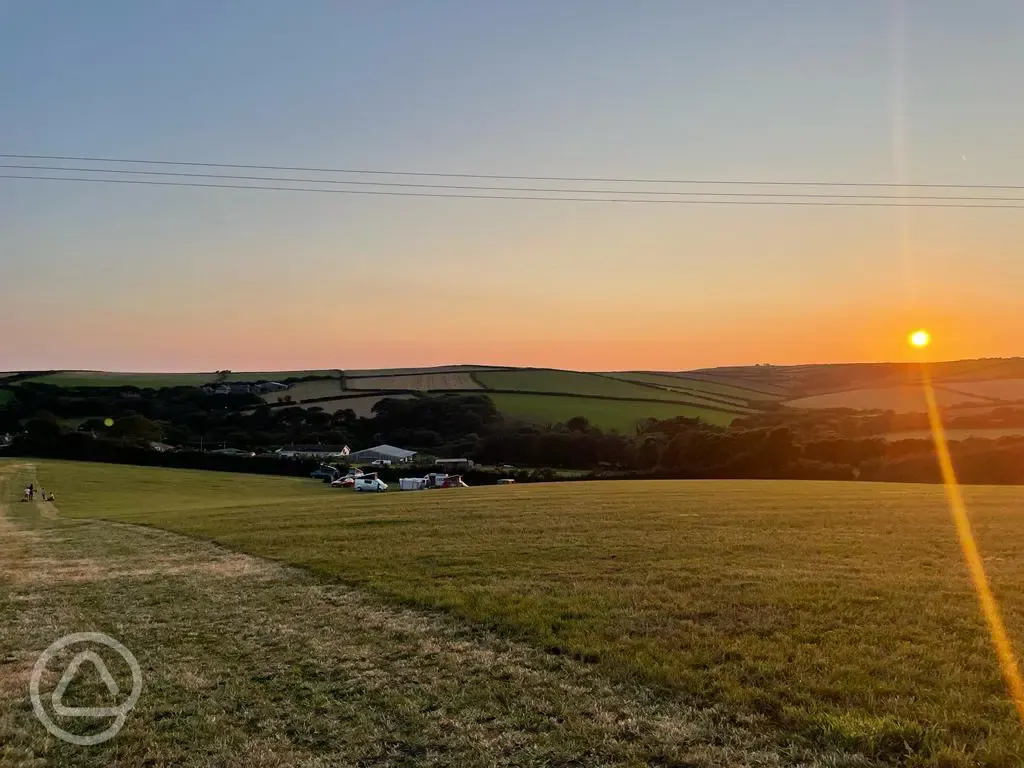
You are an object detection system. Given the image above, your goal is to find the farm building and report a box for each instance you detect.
[348,444,417,463]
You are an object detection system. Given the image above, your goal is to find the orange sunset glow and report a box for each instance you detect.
[7,5,1024,765]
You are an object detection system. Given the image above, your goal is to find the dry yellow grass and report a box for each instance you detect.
[20,460,1024,765]
[0,462,866,768]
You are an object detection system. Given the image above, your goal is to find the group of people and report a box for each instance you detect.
[22,483,55,503]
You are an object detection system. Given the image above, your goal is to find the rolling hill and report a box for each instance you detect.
[5,357,1024,433]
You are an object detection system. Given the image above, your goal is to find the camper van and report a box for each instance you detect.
[354,473,388,493]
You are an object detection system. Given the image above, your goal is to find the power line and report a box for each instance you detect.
[3,152,1024,190]
[5,173,1024,208]
[4,164,1024,202]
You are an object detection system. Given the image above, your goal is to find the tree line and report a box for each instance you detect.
[5,380,1024,484]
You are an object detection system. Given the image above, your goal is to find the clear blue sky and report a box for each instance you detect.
[2,1,1023,371]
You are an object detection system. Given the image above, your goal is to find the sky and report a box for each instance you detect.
[2,0,1023,372]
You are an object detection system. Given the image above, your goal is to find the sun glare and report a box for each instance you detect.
[909,329,931,348]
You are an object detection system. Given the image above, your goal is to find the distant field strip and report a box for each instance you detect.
[261,379,344,402]
[34,461,1024,767]
[344,365,509,376]
[23,370,342,389]
[664,373,788,399]
[488,392,739,431]
[221,369,341,382]
[787,385,993,412]
[476,369,737,404]
[26,371,218,388]
[603,372,760,407]
[932,359,1024,383]
[934,379,1024,402]
[346,372,482,391]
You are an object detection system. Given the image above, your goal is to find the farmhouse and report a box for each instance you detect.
[348,444,417,463]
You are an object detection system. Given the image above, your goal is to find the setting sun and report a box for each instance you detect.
[909,329,932,348]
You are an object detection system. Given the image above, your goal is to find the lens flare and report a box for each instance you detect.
[909,329,931,348]
[918,364,1024,720]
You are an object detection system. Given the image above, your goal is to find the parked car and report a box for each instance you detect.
[354,473,388,492]
[330,476,357,488]
[310,466,337,482]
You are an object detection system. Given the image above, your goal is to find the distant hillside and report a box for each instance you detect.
[4,357,1024,432]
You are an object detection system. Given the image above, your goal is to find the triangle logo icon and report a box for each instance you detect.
[52,650,122,718]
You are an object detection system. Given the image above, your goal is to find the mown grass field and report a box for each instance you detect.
[23,460,1024,767]
[487,392,739,431]
[6,462,824,768]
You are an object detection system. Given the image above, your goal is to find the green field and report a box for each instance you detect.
[220,370,340,382]
[22,370,341,389]
[656,372,787,399]
[20,460,1024,766]
[0,390,12,406]
[603,372,764,405]
[25,371,219,388]
[487,392,739,431]
[4,463,857,767]
[477,369,733,404]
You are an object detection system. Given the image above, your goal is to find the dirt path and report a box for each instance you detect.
[0,464,872,768]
